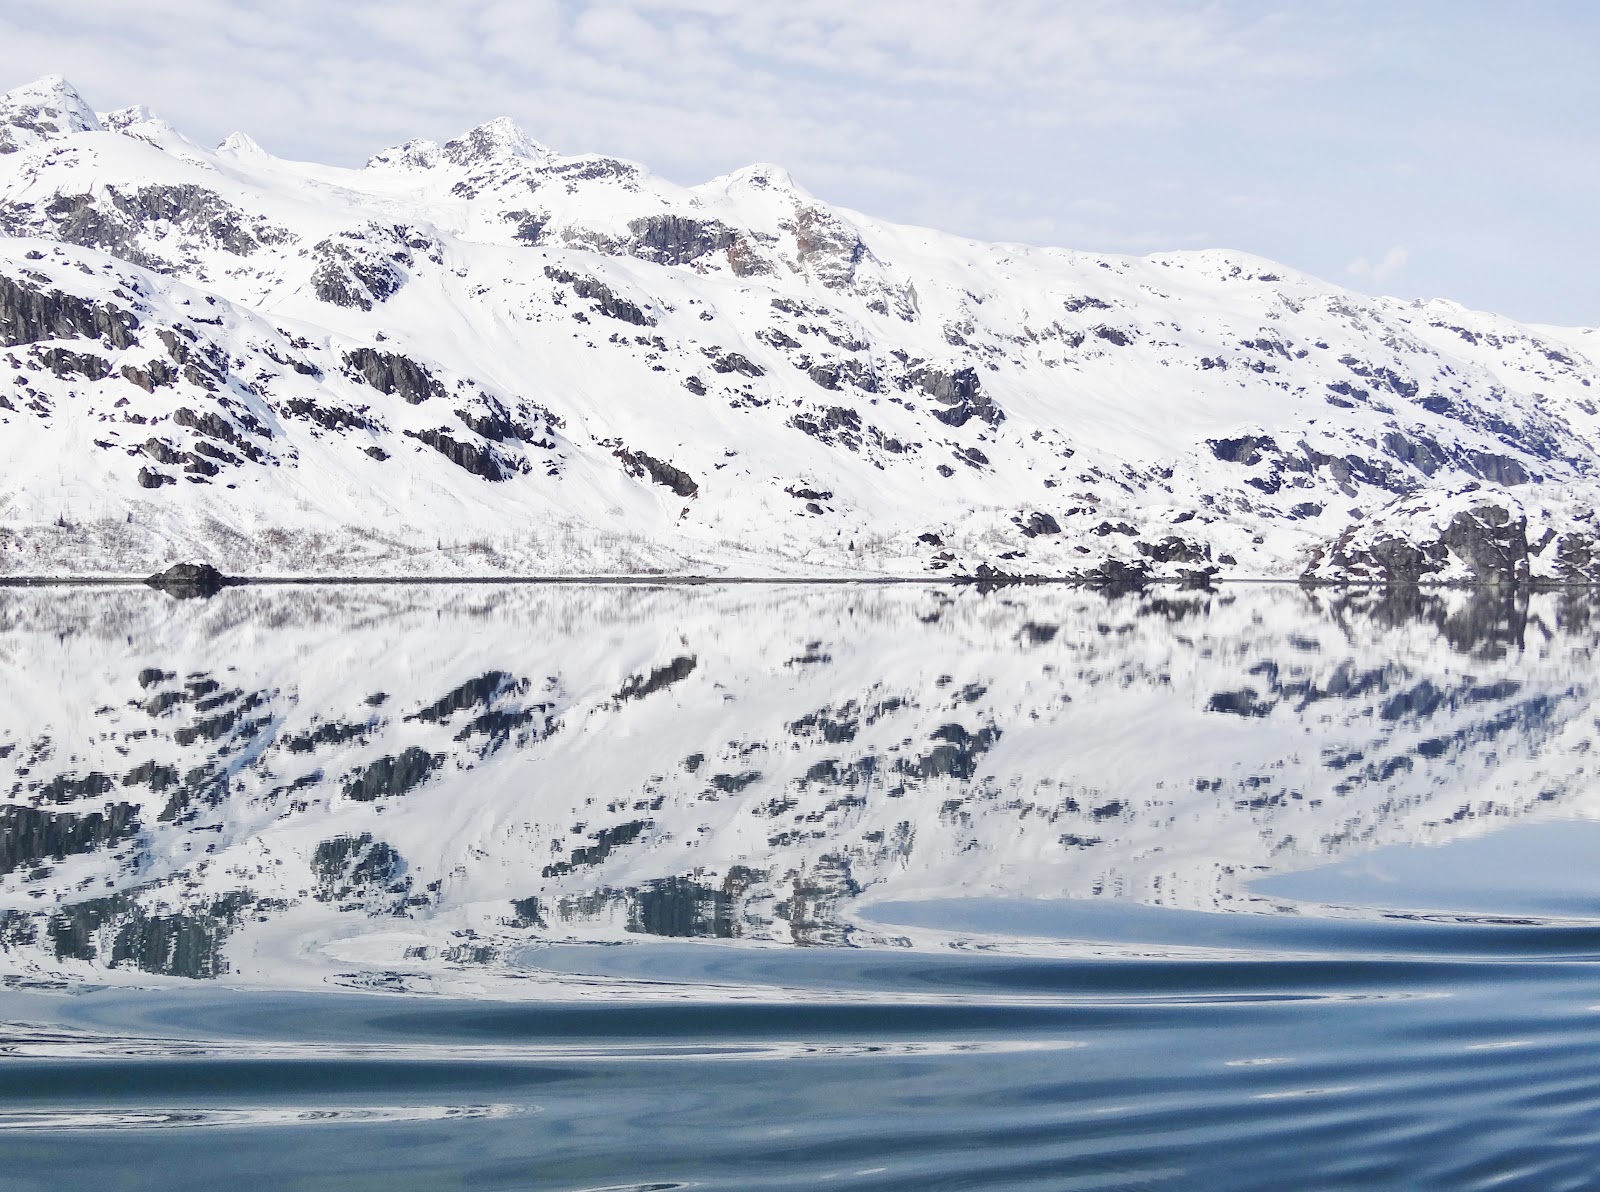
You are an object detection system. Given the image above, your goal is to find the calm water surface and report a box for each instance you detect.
[1,582,1598,1189]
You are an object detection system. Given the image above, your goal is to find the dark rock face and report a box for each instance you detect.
[311,236,404,310]
[627,214,735,266]
[1178,566,1221,590]
[0,802,139,876]
[544,266,651,325]
[343,747,442,801]
[1,193,160,271]
[1466,452,1531,486]
[899,722,1002,781]
[613,446,698,498]
[614,656,696,702]
[709,351,763,377]
[136,466,174,489]
[627,875,736,938]
[3,185,289,269]
[803,358,877,394]
[34,772,116,803]
[1079,559,1152,589]
[501,209,548,245]
[120,360,177,392]
[542,819,651,879]
[284,397,374,433]
[1208,434,1277,466]
[172,406,240,444]
[1137,536,1207,564]
[142,438,183,465]
[404,427,506,481]
[108,184,282,256]
[407,671,518,724]
[1383,430,1449,477]
[39,346,110,380]
[455,400,553,444]
[1312,501,1540,586]
[0,274,139,348]
[724,236,773,277]
[123,760,179,791]
[790,404,859,444]
[1019,511,1061,538]
[777,853,861,946]
[1555,532,1600,582]
[794,206,866,290]
[344,348,443,404]
[508,896,546,928]
[1440,506,1531,585]
[807,363,841,390]
[912,366,1003,428]
[46,891,250,978]
[1335,534,1447,585]
[145,562,231,597]
[311,833,404,902]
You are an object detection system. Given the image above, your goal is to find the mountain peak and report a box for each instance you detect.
[103,103,156,129]
[2,73,93,112]
[702,162,812,206]
[441,116,552,167]
[103,104,176,138]
[365,138,442,171]
[215,130,267,158]
[366,118,551,173]
[724,163,801,192]
[0,74,99,154]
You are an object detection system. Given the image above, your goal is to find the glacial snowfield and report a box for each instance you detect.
[2,75,1599,582]
[1,582,1594,996]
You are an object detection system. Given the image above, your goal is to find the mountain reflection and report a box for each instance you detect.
[0,581,1595,989]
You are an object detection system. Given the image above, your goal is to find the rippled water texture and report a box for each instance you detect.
[3,582,1600,1189]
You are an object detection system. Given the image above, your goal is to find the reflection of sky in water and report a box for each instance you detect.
[1252,820,1600,919]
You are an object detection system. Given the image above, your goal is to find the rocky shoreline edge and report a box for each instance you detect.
[0,562,1598,599]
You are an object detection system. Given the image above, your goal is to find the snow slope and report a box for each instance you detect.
[2,76,1599,582]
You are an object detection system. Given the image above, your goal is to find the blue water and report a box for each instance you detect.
[3,582,1600,1188]
[5,925,1600,1190]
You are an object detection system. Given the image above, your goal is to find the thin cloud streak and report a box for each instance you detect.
[1348,247,1410,286]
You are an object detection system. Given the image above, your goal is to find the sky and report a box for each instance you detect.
[2,0,1596,326]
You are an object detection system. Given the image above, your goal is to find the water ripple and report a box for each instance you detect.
[0,1103,522,1131]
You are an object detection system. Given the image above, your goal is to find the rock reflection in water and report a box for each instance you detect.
[0,582,1594,991]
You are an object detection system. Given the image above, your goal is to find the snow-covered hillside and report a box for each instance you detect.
[1,583,1595,992]
[3,75,1599,582]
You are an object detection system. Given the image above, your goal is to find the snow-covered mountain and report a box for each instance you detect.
[1,583,1594,992]
[3,75,1599,582]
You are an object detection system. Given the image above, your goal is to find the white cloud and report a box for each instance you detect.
[2,2,1594,322]
[0,1,1351,169]
[1347,246,1410,285]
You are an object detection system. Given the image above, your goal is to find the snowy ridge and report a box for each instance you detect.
[0,76,1597,581]
[1,584,1595,993]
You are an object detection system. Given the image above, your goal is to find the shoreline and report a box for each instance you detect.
[0,574,1595,591]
